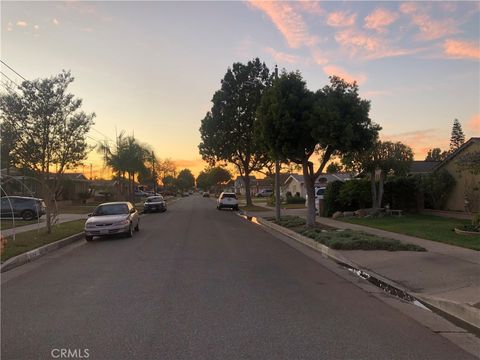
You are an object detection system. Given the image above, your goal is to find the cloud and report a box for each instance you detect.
[326,11,356,28]
[34,25,39,31]
[16,21,27,27]
[443,39,480,59]
[53,18,59,25]
[247,1,318,48]
[362,90,392,98]
[311,49,328,65]
[364,8,398,32]
[323,65,367,85]
[83,27,94,33]
[296,0,324,15]
[335,28,415,60]
[468,114,480,133]
[400,2,459,41]
[265,47,301,64]
[382,129,448,159]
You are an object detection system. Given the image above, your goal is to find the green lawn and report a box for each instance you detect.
[342,214,480,251]
[1,219,86,261]
[1,219,39,230]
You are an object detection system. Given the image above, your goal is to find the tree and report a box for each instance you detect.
[450,118,465,152]
[425,148,448,161]
[257,73,380,227]
[158,158,177,180]
[176,169,195,192]
[196,171,212,192]
[0,71,95,233]
[199,58,272,206]
[343,141,413,209]
[326,162,343,173]
[162,175,177,194]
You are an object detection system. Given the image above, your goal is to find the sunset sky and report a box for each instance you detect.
[2,1,479,178]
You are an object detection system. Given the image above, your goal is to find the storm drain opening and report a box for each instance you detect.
[337,261,430,310]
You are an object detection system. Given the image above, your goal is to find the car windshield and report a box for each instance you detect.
[93,204,129,216]
[147,197,163,202]
[317,188,326,195]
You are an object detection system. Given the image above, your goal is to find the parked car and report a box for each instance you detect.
[305,187,326,212]
[143,196,166,213]
[84,202,139,241]
[0,196,46,221]
[202,192,210,198]
[217,192,239,211]
[256,189,273,197]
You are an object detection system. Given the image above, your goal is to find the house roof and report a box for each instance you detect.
[434,137,479,172]
[409,161,440,174]
[284,174,304,185]
[316,173,352,183]
[61,173,89,181]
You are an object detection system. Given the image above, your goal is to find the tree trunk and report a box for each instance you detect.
[244,172,252,206]
[275,160,281,222]
[377,172,385,208]
[303,160,316,228]
[41,176,52,234]
[370,174,378,209]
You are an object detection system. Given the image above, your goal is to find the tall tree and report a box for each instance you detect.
[257,73,379,226]
[343,141,413,208]
[0,71,95,233]
[199,58,272,206]
[425,148,448,161]
[176,169,195,192]
[450,118,465,152]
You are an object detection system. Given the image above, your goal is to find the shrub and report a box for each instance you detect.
[273,215,306,228]
[323,180,345,217]
[285,191,292,198]
[338,179,372,211]
[419,170,456,209]
[267,195,276,206]
[286,195,306,204]
[383,176,418,211]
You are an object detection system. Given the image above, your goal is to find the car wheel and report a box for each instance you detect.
[126,224,133,238]
[21,210,35,221]
[135,221,140,231]
[85,235,93,242]
[234,206,239,211]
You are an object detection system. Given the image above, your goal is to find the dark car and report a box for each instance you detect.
[0,196,46,220]
[143,196,167,213]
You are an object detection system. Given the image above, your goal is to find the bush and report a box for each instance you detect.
[419,170,456,209]
[338,179,372,211]
[323,180,345,217]
[286,195,306,204]
[383,176,418,211]
[267,195,276,206]
[285,191,292,198]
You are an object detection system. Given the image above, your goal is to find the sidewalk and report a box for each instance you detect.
[1,213,87,237]
[253,208,480,328]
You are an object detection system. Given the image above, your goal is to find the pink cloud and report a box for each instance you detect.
[323,65,367,85]
[297,0,324,15]
[400,2,459,41]
[265,47,301,64]
[364,8,398,32]
[443,39,480,59]
[326,11,356,28]
[335,28,415,60]
[16,20,27,27]
[382,129,448,159]
[468,114,480,133]
[248,1,318,48]
[311,49,328,65]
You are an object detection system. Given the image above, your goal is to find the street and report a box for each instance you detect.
[1,195,476,360]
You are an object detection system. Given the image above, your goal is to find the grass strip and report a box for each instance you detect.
[1,219,85,261]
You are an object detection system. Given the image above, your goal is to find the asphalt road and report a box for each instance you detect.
[1,195,476,360]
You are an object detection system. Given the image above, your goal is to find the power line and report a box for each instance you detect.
[0,59,27,82]
[0,71,20,87]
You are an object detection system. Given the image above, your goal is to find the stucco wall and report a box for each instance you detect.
[444,142,480,212]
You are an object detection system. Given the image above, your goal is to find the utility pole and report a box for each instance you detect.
[152,150,156,194]
[90,164,93,180]
[274,65,281,222]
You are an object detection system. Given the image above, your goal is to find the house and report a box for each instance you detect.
[233,176,257,195]
[409,161,440,175]
[434,137,480,212]
[0,167,41,197]
[55,173,90,200]
[284,173,353,198]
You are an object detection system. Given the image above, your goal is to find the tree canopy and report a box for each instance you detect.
[257,73,380,226]
[450,118,465,152]
[199,58,271,206]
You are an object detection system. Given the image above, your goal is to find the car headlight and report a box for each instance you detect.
[114,219,130,226]
[86,222,96,229]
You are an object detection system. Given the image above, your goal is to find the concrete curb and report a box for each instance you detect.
[245,214,480,331]
[1,232,84,273]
